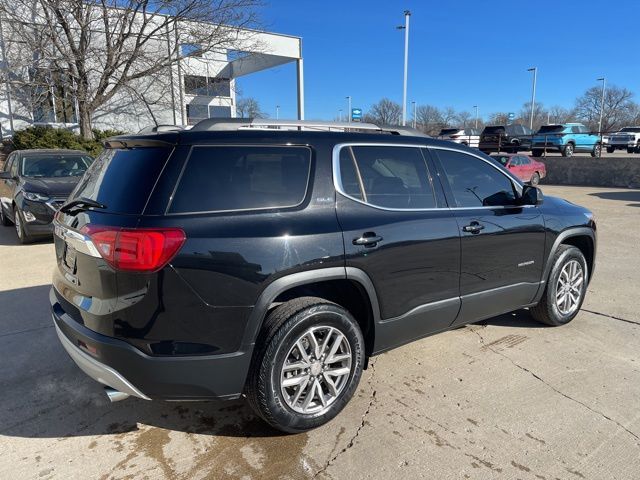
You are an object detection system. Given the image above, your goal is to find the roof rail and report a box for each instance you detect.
[190,118,429,137]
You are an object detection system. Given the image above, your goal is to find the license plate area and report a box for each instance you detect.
[63,242,77,273]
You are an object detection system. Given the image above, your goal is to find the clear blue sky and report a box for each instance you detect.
[237,0,640,121]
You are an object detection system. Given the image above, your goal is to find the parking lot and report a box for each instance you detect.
[1,185,639,480]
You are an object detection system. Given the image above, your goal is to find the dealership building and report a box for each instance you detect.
[0,15,304,136]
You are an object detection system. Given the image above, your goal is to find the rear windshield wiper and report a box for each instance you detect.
[59,197,107,214]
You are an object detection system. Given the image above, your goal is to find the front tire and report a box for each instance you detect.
[607,146,615,154]
[530,245,588,326]
[531,149,544,157]
[627,147,635,154]
[530,172,540,186]
[246,297,365,433]
[14,208,32,244]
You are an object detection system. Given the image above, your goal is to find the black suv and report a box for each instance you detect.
[51,119,596,432]
[479,124,534,154]
[0,149,93,243]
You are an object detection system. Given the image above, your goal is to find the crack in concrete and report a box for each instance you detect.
[313,359,378,479]
[582,309,640,327]
[468,326,640,445]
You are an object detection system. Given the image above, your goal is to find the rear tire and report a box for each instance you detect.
[246,297,365,433]
[627,147,635,154]
[561,143,574,157]
[530,172,540,186]
[530,245,588,326]
[591,143,602,158]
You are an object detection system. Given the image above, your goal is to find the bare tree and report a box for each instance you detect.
[574,85,636,132]
[0,0,261,138]
[236,97,267,118]
[547,105,576,125]
[440,106,456,128]
[364,98,402,125]
[487,112,510,126]
[415,105,442,135]
[455,110,472,128]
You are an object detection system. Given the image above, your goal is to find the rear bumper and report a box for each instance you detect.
[51,288,253,400]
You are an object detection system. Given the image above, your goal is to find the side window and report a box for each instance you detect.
[580,126,590,134]
[169,146,311,213]
[510,157,520,166]
[519,156,531,165]
[571,126,581,134]
[338,148,363,201]
[3,154,14,173]
[9,156,18,177]
[341,146,436,209]
[436,149,517,208]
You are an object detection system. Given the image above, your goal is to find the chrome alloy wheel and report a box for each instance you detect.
[555,259,584,315]
[280,325,353,415]
[14,210,22,239]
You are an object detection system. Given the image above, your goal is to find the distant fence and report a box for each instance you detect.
[540,156,640,189]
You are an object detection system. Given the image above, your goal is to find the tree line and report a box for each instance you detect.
[361,85,640,135]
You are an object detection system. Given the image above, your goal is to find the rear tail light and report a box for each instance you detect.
[81,226,186,272]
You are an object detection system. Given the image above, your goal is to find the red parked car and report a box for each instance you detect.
[493,154,546,186]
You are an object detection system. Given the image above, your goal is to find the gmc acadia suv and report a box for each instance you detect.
[51,119,596,432]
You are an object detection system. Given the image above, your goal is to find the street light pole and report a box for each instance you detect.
[597,77,606,137]
[527,67,537,130]
[338,109,343,122]
[276,105,280,120]
[473,105,479,129]
[411,101,416,128]
[396,10,411,126]
[346,96,352,123]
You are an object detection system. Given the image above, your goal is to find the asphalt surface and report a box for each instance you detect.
[1,185,639,480]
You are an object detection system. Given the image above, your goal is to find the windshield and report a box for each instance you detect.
[493,155,510,166]
[439,129,460,136]
[21,154,92,178]
[620,127,640,133]
[537,125,564,134]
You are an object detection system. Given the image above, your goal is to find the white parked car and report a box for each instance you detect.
[604,127,640,153]
[438,128,480,148]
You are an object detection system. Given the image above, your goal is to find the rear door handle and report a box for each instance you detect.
[462,222,485,234]
[353,232,383,247]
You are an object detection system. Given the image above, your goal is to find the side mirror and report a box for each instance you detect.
[520,185,543,206]
[0,171,13,180]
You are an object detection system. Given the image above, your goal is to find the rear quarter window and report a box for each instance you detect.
[168,146,312,214]
[70,147,172,214]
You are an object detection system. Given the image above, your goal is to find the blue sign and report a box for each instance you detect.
[507,112,515,124]
[351,108,362,121]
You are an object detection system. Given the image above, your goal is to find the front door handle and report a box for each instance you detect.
[353,232,383,247]
[462,222,485,234]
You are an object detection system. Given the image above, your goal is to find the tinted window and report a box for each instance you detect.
[483,126,505,135]
[571,126,581,134]
[493,155,510,166]
[579,126,590,134]
[4,154,14,173]
[170,146,311,213]
[344,146,436,209]
[71,147,171,214]
[537,125,564,134]
[437,150,517,207]
[339,148,363,200]
[21,154,92,178]
[519,156,531,165]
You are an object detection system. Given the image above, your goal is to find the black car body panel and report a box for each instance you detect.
[49,129,596,400]
[479,124,534,153]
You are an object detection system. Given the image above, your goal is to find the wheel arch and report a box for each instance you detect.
[243,267,380,357]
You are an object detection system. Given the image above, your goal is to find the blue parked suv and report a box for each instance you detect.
[531,123,602,158]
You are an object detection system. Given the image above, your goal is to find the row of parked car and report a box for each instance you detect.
[439,124,640,157]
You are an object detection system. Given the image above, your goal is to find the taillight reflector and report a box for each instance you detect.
[81,226,186,272]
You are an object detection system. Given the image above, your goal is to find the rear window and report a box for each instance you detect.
[483,126,505,134]
[493,155,510,166]
[620,127,640,133]
[537,125,564,134]
[439,129,460,136]
[169,146,312,214]
[70,147,171,214]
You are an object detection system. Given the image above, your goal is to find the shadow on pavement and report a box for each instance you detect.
[479,309,548,329]
[0,223,54,246]
[588,190,640,207]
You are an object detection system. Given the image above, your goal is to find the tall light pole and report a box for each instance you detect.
[597,77,606,137]
[346,96,352,123]
[276,105,280,120]
[411,101,416,128]
[338,109,343,122]
[396,10,411,126]
[473,105,479,129]
[527,67,537,130]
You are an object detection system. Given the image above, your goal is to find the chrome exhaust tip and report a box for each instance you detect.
[105,386,130,403]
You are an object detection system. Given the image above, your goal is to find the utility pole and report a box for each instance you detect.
[276,105,280,120]
[597,77,606,136]
[527,67,537,130]
[0,15,15,135]
[346,96,352,123]
[473,105,479,129]
[396,10,411,126]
